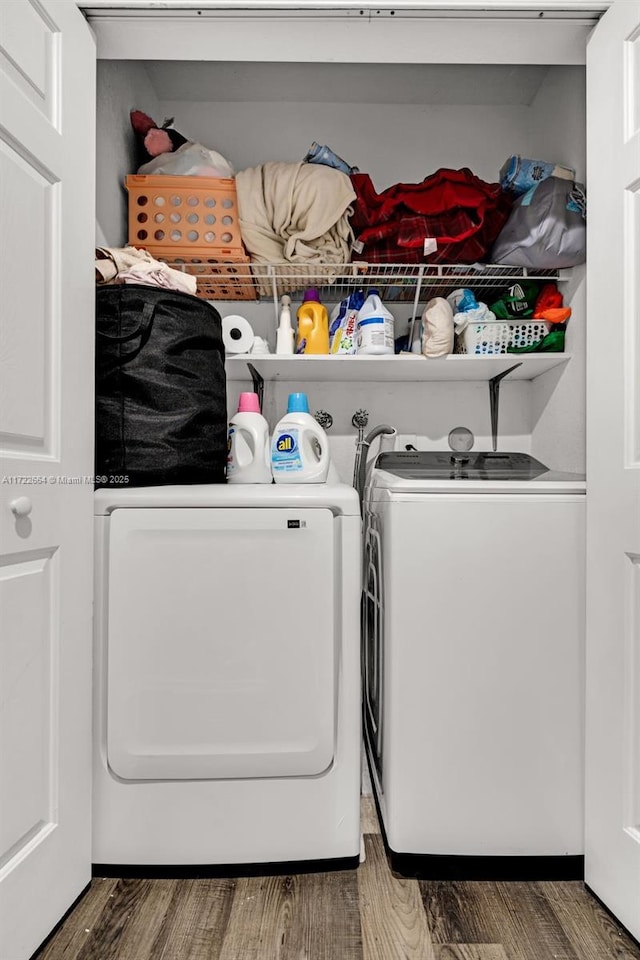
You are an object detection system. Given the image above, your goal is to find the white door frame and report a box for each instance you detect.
[0,2,96,957]
[585,0,640,940]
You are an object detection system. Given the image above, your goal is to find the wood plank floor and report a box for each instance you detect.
[35,799,640,960]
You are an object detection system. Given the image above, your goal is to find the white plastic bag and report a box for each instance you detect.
[138,142,235,178]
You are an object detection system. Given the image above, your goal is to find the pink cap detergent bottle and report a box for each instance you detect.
[227,392,272,483]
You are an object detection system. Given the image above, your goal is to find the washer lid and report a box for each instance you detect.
[94,482,360,516]
[376,450,551,481]
[368,450,586,495]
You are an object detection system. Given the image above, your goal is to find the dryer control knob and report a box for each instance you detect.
[448,426,474,453]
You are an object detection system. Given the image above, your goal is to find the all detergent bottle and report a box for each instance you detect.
[356,289,395,355]
[227,392,272,483]
[271,393,331,484]
[296,288,330,355]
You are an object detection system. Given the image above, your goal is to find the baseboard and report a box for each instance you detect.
[389,849,585,881]
[92,854,360,879]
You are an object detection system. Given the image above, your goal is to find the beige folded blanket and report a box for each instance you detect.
[235,161,355,266]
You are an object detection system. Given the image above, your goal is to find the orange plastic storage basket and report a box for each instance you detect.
[125,175,256,299]
[156,255,256,301]
[126,175,244,255]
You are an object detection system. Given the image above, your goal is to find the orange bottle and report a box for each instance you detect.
[296,288,330,355]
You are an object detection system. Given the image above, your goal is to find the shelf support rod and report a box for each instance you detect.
[269,265,279,326]
[407,265,425,352]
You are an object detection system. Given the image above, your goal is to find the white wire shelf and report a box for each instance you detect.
[162,259,571,304]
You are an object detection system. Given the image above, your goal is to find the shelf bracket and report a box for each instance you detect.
[246,362,265,412]
[488,362,522,452]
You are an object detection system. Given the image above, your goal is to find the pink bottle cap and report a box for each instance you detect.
[238,392,261,413]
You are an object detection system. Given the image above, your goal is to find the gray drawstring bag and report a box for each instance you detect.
[490,176,586,269]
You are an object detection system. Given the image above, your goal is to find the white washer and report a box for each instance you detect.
[93,482,361,867]
[363,451,586,875]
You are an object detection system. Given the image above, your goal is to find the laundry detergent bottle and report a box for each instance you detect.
[271,393,331,484]
[227,392,272,483]
[296,288,330,355]
[356,289,395,355]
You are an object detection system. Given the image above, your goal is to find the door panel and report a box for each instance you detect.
[0,140,54,452]
[0,3,95,959]
[586,0,640,939]
[107,508,336,780]
[0,0,58,122]
[0,552,56,863]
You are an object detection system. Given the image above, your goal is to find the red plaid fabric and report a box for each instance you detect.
[350,168,512,264]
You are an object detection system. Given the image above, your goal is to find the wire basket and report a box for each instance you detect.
[455,319,551,355]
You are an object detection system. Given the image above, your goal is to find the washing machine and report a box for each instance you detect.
[93,482,361,867]
[363,450,586,877]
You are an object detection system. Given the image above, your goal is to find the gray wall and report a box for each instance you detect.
[96,60,160,246]
[528,66,586,474]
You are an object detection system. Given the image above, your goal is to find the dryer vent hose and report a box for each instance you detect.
[356,424,396,504]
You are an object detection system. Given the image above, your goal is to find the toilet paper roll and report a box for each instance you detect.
[222,315,255,354]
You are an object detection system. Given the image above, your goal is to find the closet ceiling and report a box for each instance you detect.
[142,61,552,105]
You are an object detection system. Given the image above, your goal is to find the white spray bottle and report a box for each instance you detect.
[276,295,294,355]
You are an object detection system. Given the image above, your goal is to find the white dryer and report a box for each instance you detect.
[363,450,586,878]
[93,482,361,868]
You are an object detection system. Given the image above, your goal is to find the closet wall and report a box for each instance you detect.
[527,67,586,473]
[96,61,160,246]
[95,59,586,481]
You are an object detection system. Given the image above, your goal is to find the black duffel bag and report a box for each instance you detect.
[95,284,227,487]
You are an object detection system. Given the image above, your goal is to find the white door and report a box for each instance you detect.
[586,0,640,939]
[0,2,96,958]
[106,507,336,781]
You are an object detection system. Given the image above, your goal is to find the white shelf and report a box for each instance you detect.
[226,353,570,383]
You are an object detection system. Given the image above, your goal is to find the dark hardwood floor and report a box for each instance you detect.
[34,799,640,960]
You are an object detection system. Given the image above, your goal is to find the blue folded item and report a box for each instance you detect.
[457,288,479,313]
[447,288,479,313]
[303,142,359,176]
[500,155,575,197]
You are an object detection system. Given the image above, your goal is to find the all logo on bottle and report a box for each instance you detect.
[276,433,297,453]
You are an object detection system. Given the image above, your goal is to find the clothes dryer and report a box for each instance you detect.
[363,451,586,877]
[93,483,361,867]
